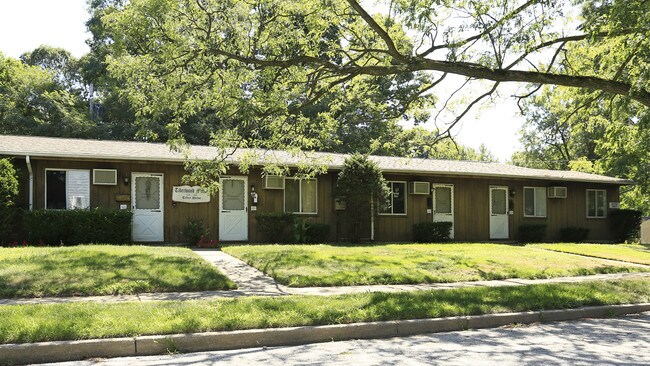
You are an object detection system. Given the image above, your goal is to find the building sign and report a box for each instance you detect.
[172,186,210,203]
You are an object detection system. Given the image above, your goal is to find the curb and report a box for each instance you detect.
[1,303,649,365]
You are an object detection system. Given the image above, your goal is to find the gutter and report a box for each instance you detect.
[26,156,33,211]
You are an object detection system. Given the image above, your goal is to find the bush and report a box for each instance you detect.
[182,219,207,246]
[518,224,547,243]
[413,222,453,242]
[559,227,590,243]
[25,208,133,245]
[306,223,331,243]
[0,158,20,244]
[255,212,295,243]
[609,209,643,242]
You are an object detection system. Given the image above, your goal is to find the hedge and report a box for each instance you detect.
[25,208,133,245]
[559,227,590,243]
[413,222,453,242]
[609,209,643,242]
[518,224,547,243]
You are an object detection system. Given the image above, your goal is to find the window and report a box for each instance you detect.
[45,169,90,209]
[380,181,407,215]
[284,178,317,214]
[586,189,607,218]
[524,187,547,217]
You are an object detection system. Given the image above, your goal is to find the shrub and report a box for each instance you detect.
[559,227,590,243]
[518,224,547,243]
[306,223,331,243]
[25,208,132,245]
[255,212,295,243]
[609,209,643,242]
[182,219,207,246]
[335,154,390,243]
[413,222,453,242]
[0,158,20,244]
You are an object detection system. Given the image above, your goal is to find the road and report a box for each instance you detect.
[41,312,650,366]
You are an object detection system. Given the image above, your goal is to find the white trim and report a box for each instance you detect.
[379,181,408,216]
[523,186,547,218]
[586,189,607,218]
[283,177,318,214]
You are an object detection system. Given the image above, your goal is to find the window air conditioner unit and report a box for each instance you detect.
[409,181,430,195]
[547,186,567,198]
[93,169,118,185]
[264,176,285,189]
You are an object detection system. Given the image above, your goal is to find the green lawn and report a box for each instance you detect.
[1,278,648,344]
[0,245,236,298]
[223,244,648,287]
[534,244,650,265]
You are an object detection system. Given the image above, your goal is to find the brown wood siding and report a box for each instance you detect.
[375,174,621,242]
[28,159,337,243]
[23,157,623,243]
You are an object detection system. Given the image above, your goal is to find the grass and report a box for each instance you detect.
[533,243,650,265]
[0,278,648,344]
[223,243,648,287]
[0,245,236,298]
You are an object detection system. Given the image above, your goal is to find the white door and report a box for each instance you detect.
[219,176,248,241]
[132,173,164,242]
[489,186,509,239]
[432,184,454,239]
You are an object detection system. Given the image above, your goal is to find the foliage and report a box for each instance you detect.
[0,245,235,298]
[255,212,296,243]
[223,243,645,287]
[559,227,590,243]
[609,209,643,242]
[93,0,650,187]
[1,278,650,344]
[518,224,547,243]
[335,154,390,242]
[305,223,331,244]
[534,244,650,266]
[0,158,19,244]
[293,218,309,244]
[373,127,497,161]
[24,208,133,245]
[412,222,453,243]
[182,219,207,246]
[0,52,93,138]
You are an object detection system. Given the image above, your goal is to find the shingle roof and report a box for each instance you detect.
[0,134,632,185]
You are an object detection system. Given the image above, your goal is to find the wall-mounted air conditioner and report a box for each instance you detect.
[547,186,567,198]
[409,181,430,195]
[264,176,285,189]
[93,169,117,185]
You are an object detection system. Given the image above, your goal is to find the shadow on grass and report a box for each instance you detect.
[0,248,234,298]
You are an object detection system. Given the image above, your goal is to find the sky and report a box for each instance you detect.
[0,0,523,161]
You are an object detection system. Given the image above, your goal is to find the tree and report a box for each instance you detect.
[335,154,390,242]
[97,0,648,181]
[0,52,94,137]
[511,0,650,215]
[373,127,497,161]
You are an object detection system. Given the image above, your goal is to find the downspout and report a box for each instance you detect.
[370,197,375,242]
[26,156,33,211]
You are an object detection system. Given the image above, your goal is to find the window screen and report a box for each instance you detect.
[524,187,546,217]
[587,189,606,218]
[46,170,90,210]
[380,181,407,215]
[285,178,317,213]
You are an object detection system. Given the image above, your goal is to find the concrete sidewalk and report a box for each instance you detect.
[1,249,649,306]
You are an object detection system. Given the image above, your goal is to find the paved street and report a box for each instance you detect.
[41,312,650,366]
